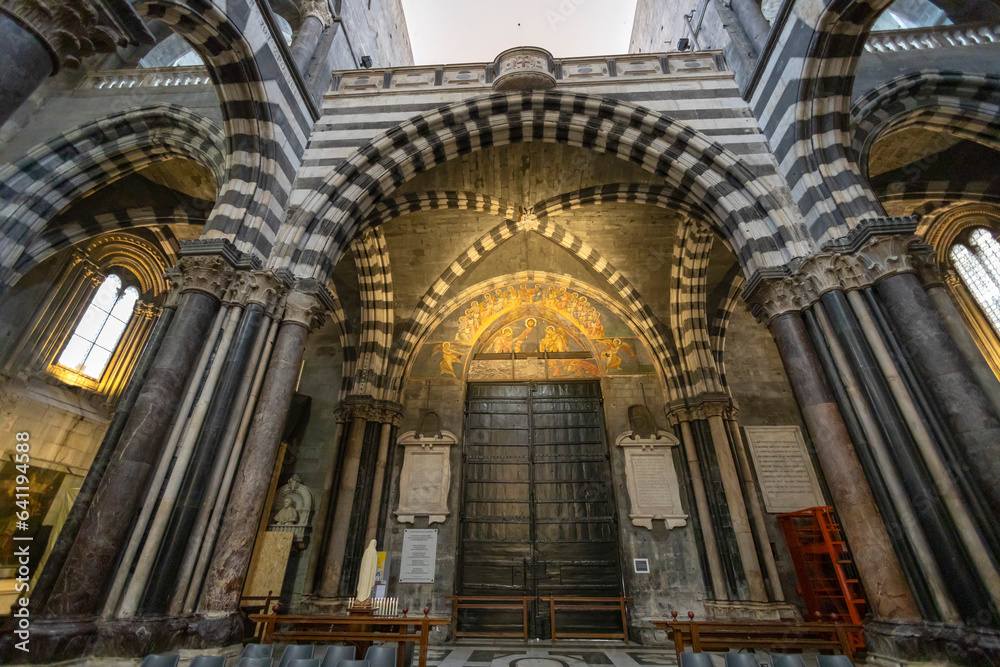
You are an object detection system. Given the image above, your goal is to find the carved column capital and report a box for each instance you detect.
[854,234,922,284]
[299,0,333,27]
[282,288,327,331]
[0,0,128,70]
[135,301,159,320]
[744,274,805,325]
[163,267,183,308]
[911,244,947,289]
[944,269,964,290]
[178,255,235,301]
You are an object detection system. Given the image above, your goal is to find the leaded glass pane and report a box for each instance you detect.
[951,244,1000,333]
[57,274,137,380]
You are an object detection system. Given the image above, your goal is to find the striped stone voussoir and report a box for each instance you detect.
[0,104,224,295]
[384,212,686,400]
[135,0,315,264]
[346,228,394,400]
[273,89,810,284]
[749,0,896,247]
[851,70,1000,178]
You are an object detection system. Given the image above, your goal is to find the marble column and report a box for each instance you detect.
[198,284,328,613]
[289,0,332,74]
[0,0,147,125]
[318,403,371,597]
[700,401,767,602]
[670,411,728,600]
[44,255,232,617]
[874,269,1000,519]
[365,413,401,546]
[303,417,347,595]
[29,274,179,612]
[728,0,771,53]
[934,271,1000,417]
[766,308,919,621]
[725,411,784,602]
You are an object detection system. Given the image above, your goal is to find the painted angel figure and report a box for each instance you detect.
[435,342,464,378]
[599,337,636,372]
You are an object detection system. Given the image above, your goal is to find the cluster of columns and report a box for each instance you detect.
[666,396,784,607]
[746,217,1000,631]
[0,0,150,125]
[305,397,402,604]
[10,244,331,659]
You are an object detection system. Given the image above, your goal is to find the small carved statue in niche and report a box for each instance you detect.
[268,473,314,548]
[273,497,299,525]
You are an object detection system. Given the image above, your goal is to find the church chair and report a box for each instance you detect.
[679,654,714,667]
[319,645,356,667]
[277,645,316,667]
[286,660,321,667]
[140,654,179,667]
[237,659,273,667]
[363,645,395,667]
[242,645,274,659]
[770,655,807,667]
[817,657,853,667]
[190,657,227,667]
[336,660,370,667]
[724,654,760,666]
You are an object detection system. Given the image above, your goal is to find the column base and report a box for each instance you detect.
[0,613,247,664]
[865,619,1000,666]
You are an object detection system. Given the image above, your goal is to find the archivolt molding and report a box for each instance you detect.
[272,89,811,283]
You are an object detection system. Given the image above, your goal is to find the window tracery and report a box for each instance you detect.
[950,228,1000,335]
[56,274,139,380]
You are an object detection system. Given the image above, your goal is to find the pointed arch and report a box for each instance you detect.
[749,0,900,245]
[134,0,314,260]
[0,105,224,294]
[271,89,811,283]
[851,71,1000,180]
[386,215,682,399]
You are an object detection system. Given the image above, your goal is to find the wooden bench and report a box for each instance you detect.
[541,596,632,642]
[651,616,862,662]
[247,608,449,667]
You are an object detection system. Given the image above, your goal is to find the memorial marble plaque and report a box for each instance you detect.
[615,430,687,530]
[395,430,455,524]
[399,529,438,584]
[744,426,824,513]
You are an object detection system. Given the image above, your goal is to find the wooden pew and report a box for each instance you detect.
[652,615,862,663]
[248,607,449,667]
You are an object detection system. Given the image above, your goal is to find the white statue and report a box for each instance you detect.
[273,497,299,525]
[356,539,378,602]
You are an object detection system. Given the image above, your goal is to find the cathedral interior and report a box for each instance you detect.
[1,0,1000,664]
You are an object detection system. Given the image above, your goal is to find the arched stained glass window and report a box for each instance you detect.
[950,228,1000,334]
[57,274,139,379]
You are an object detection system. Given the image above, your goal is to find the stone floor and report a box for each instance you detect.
[423,643,831,667]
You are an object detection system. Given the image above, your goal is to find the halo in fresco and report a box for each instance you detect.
[409,281,655,381]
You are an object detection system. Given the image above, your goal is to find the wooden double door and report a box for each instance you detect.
[458,381,624,637]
